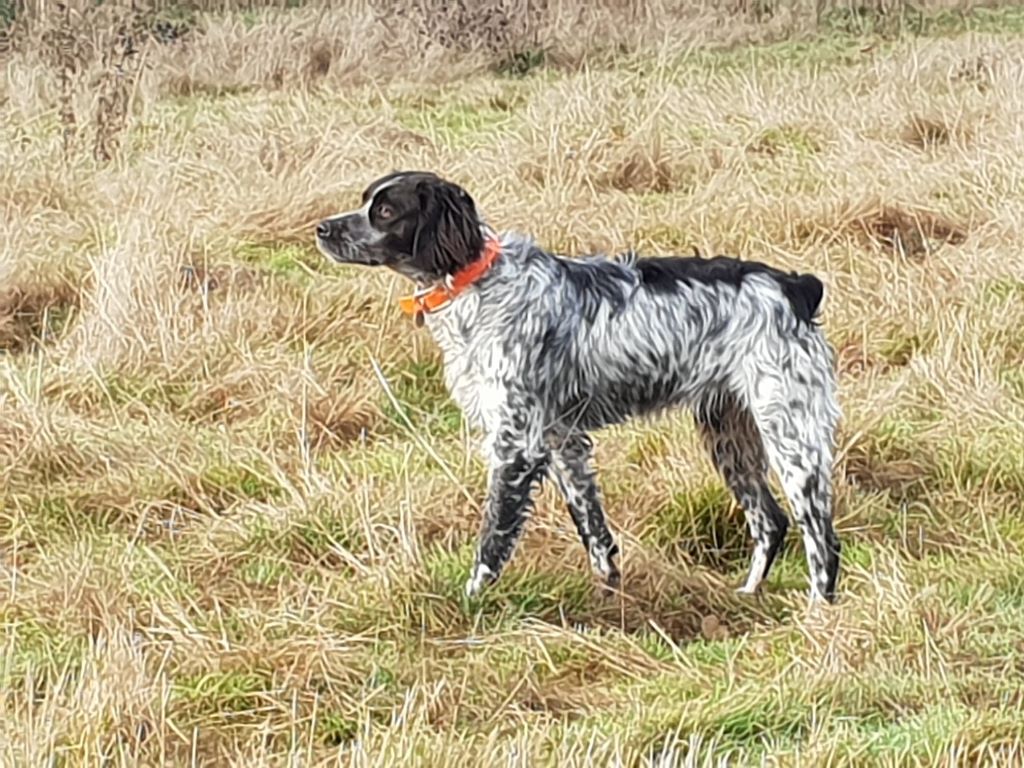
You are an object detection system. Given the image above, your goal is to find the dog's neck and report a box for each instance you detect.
[418,221,498,287]
[398,228,502,324]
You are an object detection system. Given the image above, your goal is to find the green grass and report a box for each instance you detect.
[240,503,365,570]
[645,483,746,568]
[750,123,823,156]
[234,241,326,280]
[0,614,88,689]
[198,461,283,503]
[380,358,463,435]
[427,543,596,619]
[985,277,1024,303]
[173,668,273,714]
[664,34,867,74]
[101,372,195,411]
[315,712,363,746]
[645,4,1024,80]
[878,333,926,368]
[395,98,518,148]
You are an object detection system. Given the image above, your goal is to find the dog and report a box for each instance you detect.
[316,170,842,604]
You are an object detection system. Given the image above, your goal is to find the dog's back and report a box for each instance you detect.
[632,253,824,326]
[461,238,832,433]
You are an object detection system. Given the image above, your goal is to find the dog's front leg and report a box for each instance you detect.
[465,422,549,597]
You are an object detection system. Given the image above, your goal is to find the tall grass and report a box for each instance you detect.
[3,1,1024,765]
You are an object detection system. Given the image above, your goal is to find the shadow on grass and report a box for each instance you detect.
[382,542,801,646]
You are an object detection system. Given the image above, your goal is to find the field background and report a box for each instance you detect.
[3,1,1024,764]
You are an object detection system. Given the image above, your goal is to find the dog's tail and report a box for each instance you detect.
[778,273,824,325]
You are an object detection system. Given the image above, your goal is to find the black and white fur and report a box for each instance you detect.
[316,171,842,604]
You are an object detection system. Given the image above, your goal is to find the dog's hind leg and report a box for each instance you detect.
[745,341,842,604]
[754,414,840,603]
[548,431,620,589]
[696,393,790,596]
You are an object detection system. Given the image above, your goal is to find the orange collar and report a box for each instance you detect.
[398,237,502,321]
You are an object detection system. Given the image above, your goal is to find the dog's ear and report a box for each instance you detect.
[412,178,484,277]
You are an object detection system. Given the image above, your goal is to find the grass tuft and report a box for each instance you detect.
[644,483,746,569]
[0,280,79,353]
[381,358,463,435]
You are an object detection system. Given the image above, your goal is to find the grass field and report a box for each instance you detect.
[3,1,1024,764]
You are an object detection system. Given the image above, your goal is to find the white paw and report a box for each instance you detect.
[808,587,837,605]
[589,546,611,578]
[464,563,495,597]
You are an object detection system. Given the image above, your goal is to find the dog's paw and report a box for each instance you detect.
[808,587,839,606]
[602,566,621,594]
[590,544,621,594]
[588,544,613,578]
[464,563,496,597]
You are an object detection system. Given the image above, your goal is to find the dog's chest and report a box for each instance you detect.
[426,306,503,432]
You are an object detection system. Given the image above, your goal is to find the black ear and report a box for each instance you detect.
[412,179,484,278]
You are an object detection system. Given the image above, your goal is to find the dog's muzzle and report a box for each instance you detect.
[315,214,383,265]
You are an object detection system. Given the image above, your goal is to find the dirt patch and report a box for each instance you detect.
[836,332,926,378]
[307,392,378,452]
[0,281,80,354]
[517,160,547,186]
[306,42,334,80]
[842,450,927,498]
[179,378,267,425]
[371,127,434,152]
[855,205,967,258]
[589,565,785,642]
[602,153,676,194]
[836,341,884,377]
[799,201,969,259]
[902,114,971,150]
[595,148,720,195]
[519,135,720,196]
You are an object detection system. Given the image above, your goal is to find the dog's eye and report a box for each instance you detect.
[376,204,394,220]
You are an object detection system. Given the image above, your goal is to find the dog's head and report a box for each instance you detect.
[315,171,485,283]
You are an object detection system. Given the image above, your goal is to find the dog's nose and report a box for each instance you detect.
[316,220,331,239]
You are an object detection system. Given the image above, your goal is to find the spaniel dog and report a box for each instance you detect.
[316,171,842,604]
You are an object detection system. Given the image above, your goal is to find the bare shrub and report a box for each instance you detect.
[28,1,150,162]
[37,2,83,157]
[91,9,148,162]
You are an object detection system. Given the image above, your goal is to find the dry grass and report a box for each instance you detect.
[3,1,1024,765]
